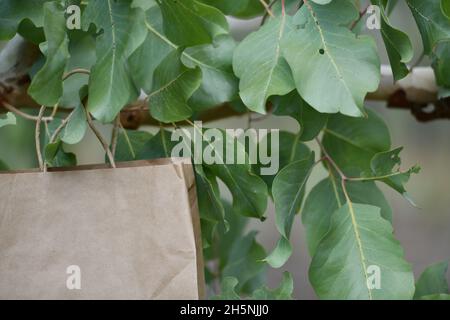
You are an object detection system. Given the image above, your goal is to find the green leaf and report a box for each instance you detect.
[432,40,450,88]
[198,0,264,18]
[156,0,229,46]
[83,0,147,122]
[28,2,69,106]
[302,178,393,256]
[114,129,153,162]
[202,129,269,219]
[406,0,450,54]
[195,165,225,227]
[0,0,46,40]
[371,0,413,81]
[368,148,420,205]
[185,35,239,111]
[0,112,16,129]
[60,104,88,145]
[282,0,380,117]
[212,277,240,300]
[442,0,450,19]
[257,131,311,189]
[414,261,449,299]
[60,31,97,108]
[0,159,8,171]
[44,138,77,168]
[129,5,173,93]
[310,203,415,299]
[322,109,391,176]
[233,15,295,114]
[272,91,328,142]
[266,153,315,268]
[148,49,202,123]
[222,231,267,292]
[140,7,237,111]
[251,272,294,300]
[420,294,450,300]
[138,129,178,159]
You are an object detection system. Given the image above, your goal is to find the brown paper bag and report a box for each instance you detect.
[0,158,205,300]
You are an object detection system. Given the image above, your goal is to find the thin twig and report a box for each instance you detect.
[83,105,116,168]
[35,106,46,172]
[111,115,121,157]
[3,101,53,122]
[63,68,90,81]
[350,4,370,30]
[259,0,275,18]
[315,137,348,180]
[49,108,77,144]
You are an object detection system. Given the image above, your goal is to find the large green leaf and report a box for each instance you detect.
[0,0,46,40]
[156,0,228,46]
[60,104,88,145]
[28,2,69,106]
[83,0,147,122]
[310,203,415,299]
[282,0,380,117]
[302,177,392,256]
[266,153,315,268]
[414,261,449,299]
[233,15,295,114]
[148,49,202,122]
[371,0,413,81]
[322,109,391,177]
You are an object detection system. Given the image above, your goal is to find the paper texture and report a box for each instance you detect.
[0,159,205,300]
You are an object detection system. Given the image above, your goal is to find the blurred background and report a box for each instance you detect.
[0,1,449,299]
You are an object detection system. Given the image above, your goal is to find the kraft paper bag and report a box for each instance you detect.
[0,158,205,300]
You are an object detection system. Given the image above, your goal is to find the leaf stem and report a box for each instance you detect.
[259,0,275,18]
[35,106,46,172]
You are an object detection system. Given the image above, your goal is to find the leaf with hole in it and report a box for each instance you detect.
[0,112,16,129]
[368,148,420,205]
[371,0,413,81]
[28,2,69,106]
[302,177,392,256]
[233,15,295,114]
[148,49,202,123]
[414,261,449,299]
[0,0,46,40]
[282,0,380,117]
[156,0,228,46]
[265,153,315,268]
[82,0,147,123]
[113,130,153,162]
[310,203,415,299]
